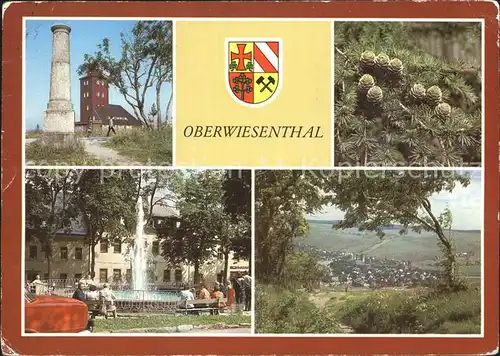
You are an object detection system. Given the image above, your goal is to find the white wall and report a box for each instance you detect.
[25,233,250,289]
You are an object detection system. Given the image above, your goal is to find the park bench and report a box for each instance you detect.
[85,299,117,319]
[176,298,227,315]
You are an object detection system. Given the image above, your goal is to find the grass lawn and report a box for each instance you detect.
[25,137,101,165]
[104,126,173,165]
[93,314,251,332]
[25,131,44,139]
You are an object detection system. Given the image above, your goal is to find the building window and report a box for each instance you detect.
[126,269,132,283]
[113,269,121,282]
[152,241,159,255]
[60,247,68,260]
[174,269,182,282]
[43,273,49,281]
[97,92,101,97]
[60,273,67,281]
[86,105,89,111]
[217,248,223,260]
[75,273,82,280]
[113,239,121,253]
[163,269,171,282]
[100,240,108,253]
[75,247,83,260]
[99,269,108,283]
[29,245,37,259]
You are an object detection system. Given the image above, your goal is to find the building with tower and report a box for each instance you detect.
[76,70,142,133]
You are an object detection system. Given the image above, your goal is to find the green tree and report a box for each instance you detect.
[140,169,184,226]
[255,170,327,284]
[222,170,252,275]
[77,21,173,130]
[74,169,138,279]
[25,169,79,279]
[334,22,481,166]
[158,171,226,284]
[323,170,470,289]
[283,251,330,291]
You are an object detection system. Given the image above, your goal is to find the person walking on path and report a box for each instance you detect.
[106,117,116,137]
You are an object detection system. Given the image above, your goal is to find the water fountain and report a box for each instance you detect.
[112,195,181,307]
[132,196,147,291]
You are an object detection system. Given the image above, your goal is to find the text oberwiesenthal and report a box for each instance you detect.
[183,126,324,138]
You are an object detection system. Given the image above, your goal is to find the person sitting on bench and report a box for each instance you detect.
[86,284,99,301]
[211,284,226,313]
[99,283,117,317]
[72,282,86,302]
[180,287,196,310]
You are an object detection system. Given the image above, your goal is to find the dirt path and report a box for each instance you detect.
[309,291,354,334]
[25,137,141,166]
[80,137,141,166]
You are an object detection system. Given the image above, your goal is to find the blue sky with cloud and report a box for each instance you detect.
[308,171,482,230]
[25,19,172,130]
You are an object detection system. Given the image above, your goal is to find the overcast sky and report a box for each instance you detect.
[307,171,482,230]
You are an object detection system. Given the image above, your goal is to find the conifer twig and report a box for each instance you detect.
[334,46,350,63]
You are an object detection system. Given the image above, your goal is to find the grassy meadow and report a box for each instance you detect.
[104,126,173,165]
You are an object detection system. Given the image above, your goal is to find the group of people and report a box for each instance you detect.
[72,281,116,303]
[232,271,252,312]
[26,271,253,313]
[25,275,49,295]
[179,271,252,312]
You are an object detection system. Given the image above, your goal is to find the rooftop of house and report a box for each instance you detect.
[31,200,178,238]
[79,70,109,80]
[152,204,179,218]
[93,104,142,126]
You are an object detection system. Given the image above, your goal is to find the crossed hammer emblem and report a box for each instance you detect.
[256,75,276,93]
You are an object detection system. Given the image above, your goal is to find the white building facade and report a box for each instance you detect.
[25,222,249,289]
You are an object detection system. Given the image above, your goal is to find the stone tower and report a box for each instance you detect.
[43,24,75,133]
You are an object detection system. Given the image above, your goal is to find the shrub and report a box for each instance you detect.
[334,289,480,334]
[255,285,343,334]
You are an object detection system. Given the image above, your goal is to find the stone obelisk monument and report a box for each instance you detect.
[43,24,75,134]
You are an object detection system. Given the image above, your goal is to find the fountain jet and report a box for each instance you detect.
[132,196,147,291]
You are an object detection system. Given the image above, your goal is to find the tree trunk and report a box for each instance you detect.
[193,261,200,284]
[421,199,458,288]
[165,92,173,124]
[248,248,252,275]
[223,249,230,281]
[90,241,97,279]
[47,255,51,282]
[156,85,162,130]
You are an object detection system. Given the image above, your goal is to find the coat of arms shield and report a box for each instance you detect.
[226,38,282,107]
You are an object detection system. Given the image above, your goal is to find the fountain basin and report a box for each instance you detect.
[114,290,181,302]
